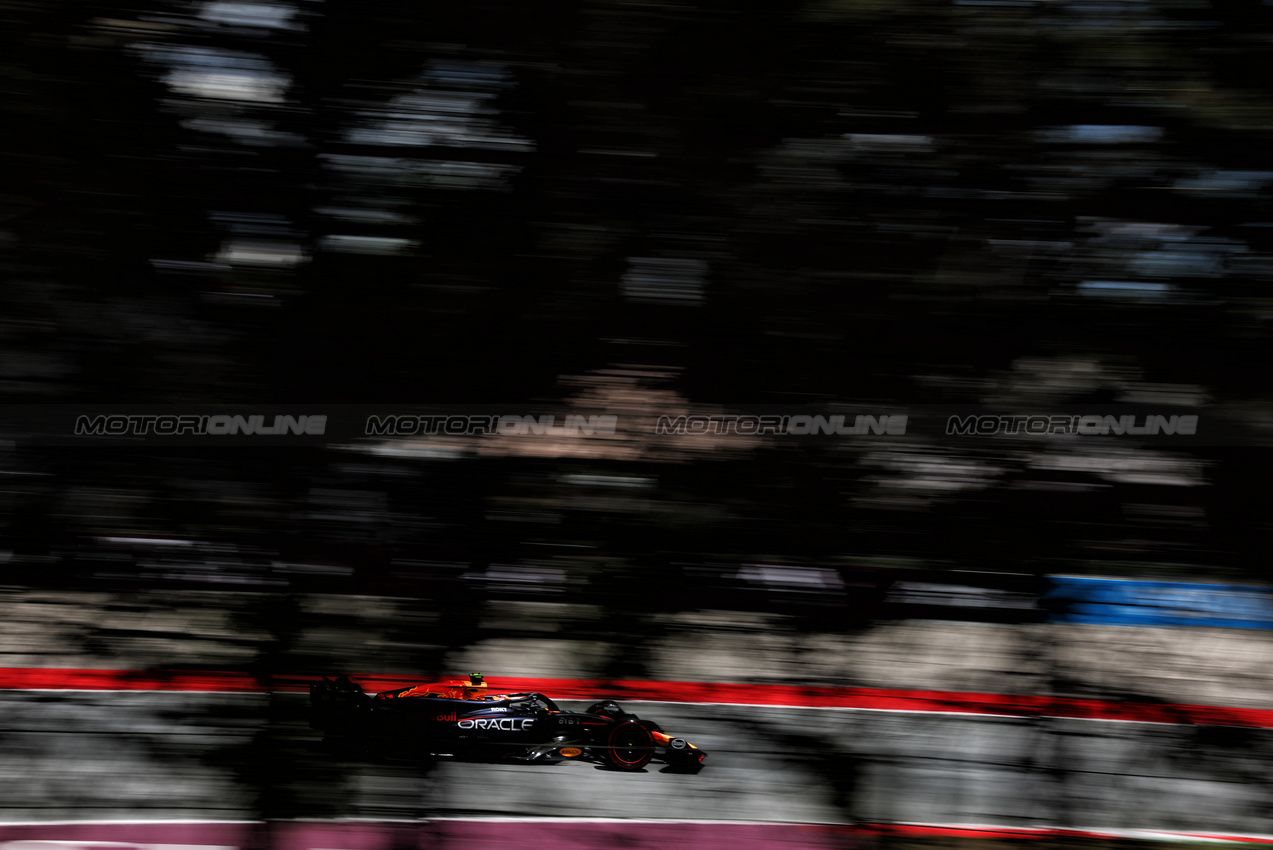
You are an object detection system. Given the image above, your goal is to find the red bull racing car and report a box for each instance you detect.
[310,673,707,772]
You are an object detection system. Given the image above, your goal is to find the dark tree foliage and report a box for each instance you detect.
[0,0,1269,596]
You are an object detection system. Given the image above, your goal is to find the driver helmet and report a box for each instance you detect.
[463,672,487,699]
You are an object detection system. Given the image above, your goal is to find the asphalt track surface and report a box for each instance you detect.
[3,591,1273,841]
[1,690,1271,834]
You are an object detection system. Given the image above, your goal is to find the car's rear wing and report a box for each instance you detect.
[310,676,371,730]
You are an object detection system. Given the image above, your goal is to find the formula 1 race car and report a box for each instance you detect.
[309,673,707,772]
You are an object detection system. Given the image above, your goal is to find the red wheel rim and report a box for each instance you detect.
[608,721,652,768]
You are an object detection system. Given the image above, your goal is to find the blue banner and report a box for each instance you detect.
[1045,576,1273,629]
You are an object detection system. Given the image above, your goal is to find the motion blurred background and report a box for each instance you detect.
[0,0,1272,847]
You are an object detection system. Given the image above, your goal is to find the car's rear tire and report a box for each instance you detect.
[605,720,654,771]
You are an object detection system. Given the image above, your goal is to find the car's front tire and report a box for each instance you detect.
[605,720,654,771]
